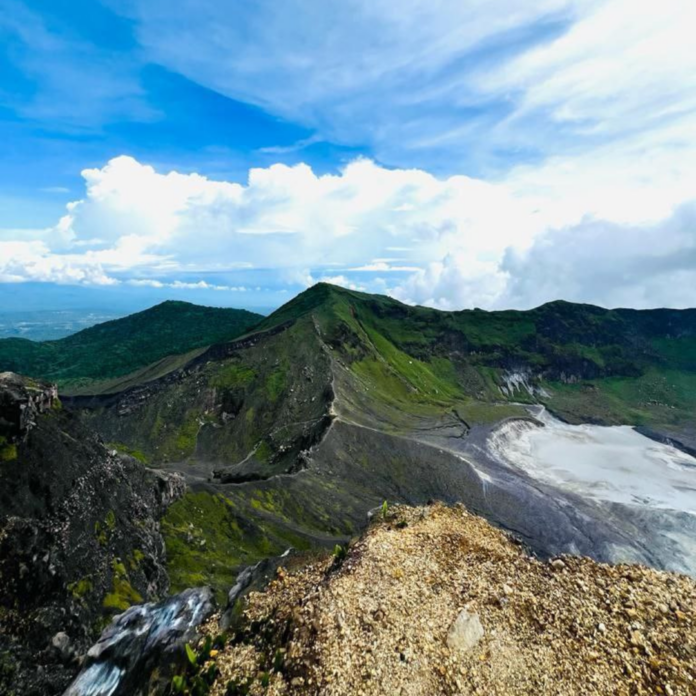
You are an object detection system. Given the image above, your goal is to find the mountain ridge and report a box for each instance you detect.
[4,285,696,695]
[0,300,263,388]
[60,283,696,602]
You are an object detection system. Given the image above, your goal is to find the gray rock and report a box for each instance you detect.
[220,548,294,631]
[51,632,73,662]
[64,587,216,696]
[446,609,484,653]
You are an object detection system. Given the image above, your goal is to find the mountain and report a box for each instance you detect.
[0,301,263,391]
[0,372,185,695]
[64,284,696,601]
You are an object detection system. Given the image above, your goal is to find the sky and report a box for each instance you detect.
[1,0,695,312]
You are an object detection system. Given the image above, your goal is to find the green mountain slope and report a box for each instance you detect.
[68,284,696,598]
[255,283,696,431]
[0,301,263,388]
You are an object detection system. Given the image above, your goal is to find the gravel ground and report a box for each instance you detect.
[203,504,696,696]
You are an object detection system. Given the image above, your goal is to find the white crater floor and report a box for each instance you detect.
[490,408,696,514]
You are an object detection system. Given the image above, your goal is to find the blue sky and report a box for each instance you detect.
[1,0,696,312]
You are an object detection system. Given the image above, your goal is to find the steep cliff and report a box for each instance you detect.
[0,372,185,696]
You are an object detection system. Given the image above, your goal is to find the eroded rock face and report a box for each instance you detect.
[65,587,215,696]
[0,371,58,448]
[0,374,185,696]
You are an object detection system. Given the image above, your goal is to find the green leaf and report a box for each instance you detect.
[185,643,197,667]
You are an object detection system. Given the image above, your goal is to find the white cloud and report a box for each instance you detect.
[127,279,247,291]
[109,0,571,167]
[4,153,696,311]
[0,241,116,285]
[317,275,368,292]
[2,154,537,289]
[108,0,696,179]
[497,201,696,309]
[484,0,696,136]
[348,262,420,272]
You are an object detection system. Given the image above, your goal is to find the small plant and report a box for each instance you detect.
[212,633,228,649]
[168,638,219,696]
[333,544,347,562]
[185,643,197,667]
[272,648,284,673]
[381,499,389,520]
[225,677,253,696]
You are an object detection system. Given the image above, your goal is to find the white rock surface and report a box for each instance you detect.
[490,407,696,514]
[446,609,484,653]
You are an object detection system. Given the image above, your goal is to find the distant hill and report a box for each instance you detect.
[0,301,263,387]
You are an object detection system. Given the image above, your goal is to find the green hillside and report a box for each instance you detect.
[253,283,696,428]
[0,301,263,387]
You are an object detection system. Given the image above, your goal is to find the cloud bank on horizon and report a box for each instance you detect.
[1,0,695,310]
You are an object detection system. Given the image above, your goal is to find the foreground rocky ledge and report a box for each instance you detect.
[202,504,695,696]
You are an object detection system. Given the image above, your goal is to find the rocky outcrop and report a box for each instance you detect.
[0,371,58,449]
[65,587,216,696]
[0,374,185,696]
[201,504,696,696]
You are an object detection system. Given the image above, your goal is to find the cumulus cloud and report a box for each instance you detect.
[498,201,696,309]
[3,154,696,310]
[0,241,116,285]
[0,154,539,296]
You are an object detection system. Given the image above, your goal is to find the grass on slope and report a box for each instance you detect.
[0,301,263,386]
[542,368,696,427]
[278,284,696,429]
[161,491,316,603]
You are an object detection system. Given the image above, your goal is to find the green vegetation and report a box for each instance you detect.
[265,365,287,402]
[0,301,262,388]
[0,436,17,462]
[168,636,222,696]
[103,557,143,612]
[38,283,696,618]
[542,368,696,427]
[105,510,116,530]
[94,510,117,546]
[174,416,200,458]
[161,492,313,603]
[67,577,94,600]
[454,401,527,424]
[281,284,696,428]
[210,363,256,390]
[107,442,150,464]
